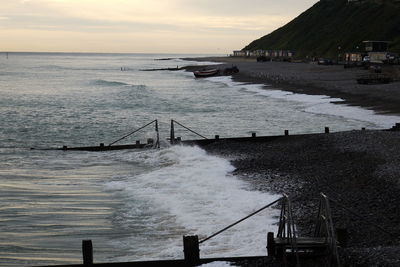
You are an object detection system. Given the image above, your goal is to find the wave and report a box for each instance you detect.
[92,80,148,89]
[92,79,130,87]
[104,145,279,260]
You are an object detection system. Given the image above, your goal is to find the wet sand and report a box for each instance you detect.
[183,57,400,115]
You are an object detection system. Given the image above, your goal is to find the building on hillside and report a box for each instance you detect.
[363,40,398,63]
[344,40,398,64]
[363,40,390,52]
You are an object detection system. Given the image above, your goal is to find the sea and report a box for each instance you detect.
[0,53,399,266]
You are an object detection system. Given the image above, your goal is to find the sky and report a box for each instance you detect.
[0,0,318,54]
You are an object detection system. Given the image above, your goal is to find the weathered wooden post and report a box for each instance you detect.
[284,130,289,136]
[177,137,182,142]
[215,135,220,140]
[62,145,68,150]
[183,235,200,265]
[361,127,366,131]
[252,132,256,138]
[170,120,175,145]
[99,143,104,147]
[267,232,276,257]
[136,140,140,146]
[325,127,330,134]
[155,119,160,149]
[82,240,93,265]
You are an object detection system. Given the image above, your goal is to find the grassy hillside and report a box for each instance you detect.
[244,0,400,58]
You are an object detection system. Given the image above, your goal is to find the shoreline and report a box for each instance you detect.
[182,57,400,115]
[200,129,400,266]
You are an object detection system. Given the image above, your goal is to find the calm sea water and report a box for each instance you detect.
[0,53,399,266]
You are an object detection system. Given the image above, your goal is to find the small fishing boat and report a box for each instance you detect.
[193,69,219,78]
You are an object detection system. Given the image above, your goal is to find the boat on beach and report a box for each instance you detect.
[193,68,220,78]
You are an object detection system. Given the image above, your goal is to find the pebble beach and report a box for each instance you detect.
[184,57,400,266]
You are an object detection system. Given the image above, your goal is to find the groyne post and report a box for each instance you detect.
[82,240,93,265]
[170,120,175,144]
[252,132,256,138]
[215,135,220,140]
[325,127,330,134]
[183,235,200,265]
[284,130,289,136]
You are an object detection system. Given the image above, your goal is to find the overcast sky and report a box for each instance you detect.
[1,0,318,53]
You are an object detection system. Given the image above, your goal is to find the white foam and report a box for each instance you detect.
[105,145,279,259]
[205,76,400,129]
[200,262,232,267]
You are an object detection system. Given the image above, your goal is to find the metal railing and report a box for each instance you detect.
[315,193,340,267]
[170,120,208,144]
[277,194,300,267]
[199,197,282,244]
[108,119,160,148]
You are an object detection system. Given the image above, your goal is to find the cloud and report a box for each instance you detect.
[0,0,319,53]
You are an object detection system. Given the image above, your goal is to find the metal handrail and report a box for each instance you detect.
[108,120,159,146]
[277,195,300,267]
[315,193,340,267]
[171,120,208,141]
[199,197,282,244]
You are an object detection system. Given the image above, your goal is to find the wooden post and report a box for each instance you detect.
[147,138,154,145]
[136,140,140,146]
[99,143,104,147]
[177,137,182,142]
[170,120,175,145]
[252,132,256,138]
[284,130,289,136]
[361,127,366,131]
[267,232,276,257]
[325,127,330,134]
[82,240,93,265]
[183,235,200,265]
[155,119,160,149]
[62,145,68,150]
[215,135,219,140]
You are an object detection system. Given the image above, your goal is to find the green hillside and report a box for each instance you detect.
[244,0,400,58]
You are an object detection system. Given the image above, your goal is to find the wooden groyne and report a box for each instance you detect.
[42,119,399,152]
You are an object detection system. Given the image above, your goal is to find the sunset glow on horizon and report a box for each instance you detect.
[1,0,318,54]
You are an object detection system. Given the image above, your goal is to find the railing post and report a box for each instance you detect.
[82,240,93,265]
[170,120,175,145]
[183,235,200,265]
